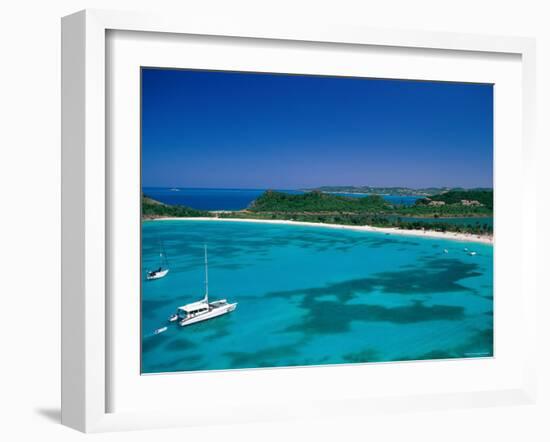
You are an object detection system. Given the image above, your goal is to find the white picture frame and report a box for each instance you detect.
[61,9,538,433]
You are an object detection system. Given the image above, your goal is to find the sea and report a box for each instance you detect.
[141,219,493,373]
[142,187,424,210]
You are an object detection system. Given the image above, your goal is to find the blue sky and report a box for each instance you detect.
[141,68,493,189]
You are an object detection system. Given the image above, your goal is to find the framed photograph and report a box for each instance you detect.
[61,9,538,432]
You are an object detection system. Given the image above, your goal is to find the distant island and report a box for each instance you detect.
[302,186,493,197]
[143,189,493,238]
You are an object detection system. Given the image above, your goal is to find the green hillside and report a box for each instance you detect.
[142,195,211,219]
[249,190,388,212]
[248,189,492,216]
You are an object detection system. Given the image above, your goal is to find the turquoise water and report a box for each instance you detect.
[141,220,493,373]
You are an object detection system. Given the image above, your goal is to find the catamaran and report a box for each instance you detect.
[146,241,170,280]
[169,245,237,327]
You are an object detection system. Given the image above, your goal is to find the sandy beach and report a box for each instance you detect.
[151,217,493,245]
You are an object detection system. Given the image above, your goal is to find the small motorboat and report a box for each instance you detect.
[154,326,167,335]
[444,249,449,254]
[468,251,477,256]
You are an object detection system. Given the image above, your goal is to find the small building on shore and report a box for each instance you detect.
[460,199,483,206]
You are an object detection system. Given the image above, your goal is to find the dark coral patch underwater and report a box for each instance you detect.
[284,300,465,334]
[268,257,482,302]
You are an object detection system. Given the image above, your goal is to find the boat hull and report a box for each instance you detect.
[146,269,169,280]
[179,303,237,327]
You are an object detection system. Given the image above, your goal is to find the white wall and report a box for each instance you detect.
[0,1,548,441]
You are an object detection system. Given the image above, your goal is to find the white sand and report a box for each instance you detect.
[152,217,493,245]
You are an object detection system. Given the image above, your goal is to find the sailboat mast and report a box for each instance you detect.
[204,244,209,303]
[160,241,169,267]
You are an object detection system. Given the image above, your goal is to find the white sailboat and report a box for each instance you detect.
[146,242,170,280]
[169,245,237,327]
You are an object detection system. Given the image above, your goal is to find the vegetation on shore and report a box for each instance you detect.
[249,190,388,212]
[416,189,493,209]
[218,210,492,236]
[248,189,493,217]
[142,195,211,219]
[243,189,492,235]
[142,189,493,236]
